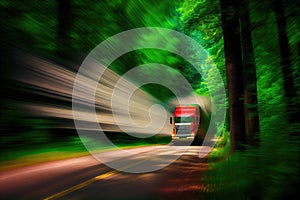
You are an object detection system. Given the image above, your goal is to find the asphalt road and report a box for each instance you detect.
[0,145,212,200]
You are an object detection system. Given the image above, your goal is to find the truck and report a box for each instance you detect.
[170,105,210,144]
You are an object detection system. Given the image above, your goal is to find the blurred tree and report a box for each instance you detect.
[220,0,246,153]
[57,0,73,61]
[274,0,299,123]
[240,0,260,145]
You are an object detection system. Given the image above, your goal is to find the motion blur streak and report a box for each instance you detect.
[15,52,171,135]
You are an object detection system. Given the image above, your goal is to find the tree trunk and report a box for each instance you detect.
[57,0,72,60]
[274,0,298,123]
[240,0,260,145]
[220,0,246,153]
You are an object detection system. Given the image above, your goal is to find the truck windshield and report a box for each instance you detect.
[174,116,194,123]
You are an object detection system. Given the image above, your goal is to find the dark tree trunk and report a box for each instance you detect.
[57,0,72,60]
[240,0,260,145]
[274,0,298,123]
[220,0,246,153]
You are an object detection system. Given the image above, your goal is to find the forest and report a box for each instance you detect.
[1,0,299,199]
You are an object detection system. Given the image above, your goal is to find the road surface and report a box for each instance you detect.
[0,145,212,200]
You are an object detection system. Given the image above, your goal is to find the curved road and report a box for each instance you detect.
[0,145,212,200]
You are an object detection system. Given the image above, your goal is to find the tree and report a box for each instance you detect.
[274,0,299,123]
[57,0,72,60]
[220,0,246,153]
[240,0,260,145]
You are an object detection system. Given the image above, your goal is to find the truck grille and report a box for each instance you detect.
[175,125,191,137]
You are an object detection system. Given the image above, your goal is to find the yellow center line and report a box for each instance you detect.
[43,169,120,200]
[43,149,157,200]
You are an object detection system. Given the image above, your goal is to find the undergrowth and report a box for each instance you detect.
[202,125,299,199]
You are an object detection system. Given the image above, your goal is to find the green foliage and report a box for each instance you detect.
[177,0,227,130]
[177,0,225,74]
[208,131,230,161]
[0,102,52,146]
[203,128,299,199]
[1,0,57,56]
[194,0,300,198]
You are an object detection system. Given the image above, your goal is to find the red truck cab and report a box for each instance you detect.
[171,105,200,139]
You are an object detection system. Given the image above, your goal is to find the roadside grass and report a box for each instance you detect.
[0,135,169,171]
[201,125,300,199]
[207,131,230,162]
